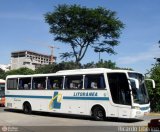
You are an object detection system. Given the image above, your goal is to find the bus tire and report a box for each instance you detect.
[23,102,32,114]
[92,106,105,121]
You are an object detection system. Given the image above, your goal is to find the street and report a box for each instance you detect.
[0,107,160,132]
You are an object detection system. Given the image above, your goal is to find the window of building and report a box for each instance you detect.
[19,78,31,90]
[47,76,63,90]
[84,74,106,89]
[7,78,18,90]
[65,76,83,89]
[32,77,46,90]
[23,62,30,65]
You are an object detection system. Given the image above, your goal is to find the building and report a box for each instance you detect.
[11,50,56,70]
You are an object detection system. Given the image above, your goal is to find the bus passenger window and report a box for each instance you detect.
[19,78,31,90]
[91,82,98,89]
[65,76,83,89]
[24,84,29,89]
[7,78,18,90]
[84,74,106,89]
[47,76,63,90]
[37,83,44,89]
[32,77,46,90]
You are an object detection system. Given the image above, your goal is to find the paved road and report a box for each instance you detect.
[0,107,159,132]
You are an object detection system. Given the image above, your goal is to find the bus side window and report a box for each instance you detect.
[32,77,46,90]
[47,76,63,90]
[7,78,18,90]
[19,78,31,90]
[24,84,29,89]
[65,75,83,89]
[84,74,106,89]
[91,82,98,89]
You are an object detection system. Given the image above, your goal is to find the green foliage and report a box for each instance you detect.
[83,60,117,69]
[35,61,81,74]
[57,61,81,70]
[0,68,6,79]
[82,62,95,69]
[2,61,119,76]
[35,64,57,74]
[5,67,35,79]
[45,4,124,63]
[35,60,126,74]
[146,64,160,112]
[96,60,116,69]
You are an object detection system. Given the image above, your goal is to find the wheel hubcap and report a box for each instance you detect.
[97,110,103,118]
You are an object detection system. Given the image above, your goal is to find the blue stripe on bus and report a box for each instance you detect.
[5,95,52,99]
[5,95,149,109]
[6,95,109,101]
[63,96,109,100]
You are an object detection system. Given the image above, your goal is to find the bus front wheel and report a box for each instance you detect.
[92,106,105,121]
[23,102,32,114]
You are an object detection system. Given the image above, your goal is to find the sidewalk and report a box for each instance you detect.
[148,113,160,116]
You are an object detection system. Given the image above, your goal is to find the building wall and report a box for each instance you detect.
[11,51,55,70]
[11,56,36,70]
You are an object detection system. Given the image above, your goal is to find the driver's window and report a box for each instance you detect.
[107,73,131,105]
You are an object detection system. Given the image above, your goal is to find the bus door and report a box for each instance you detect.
[107,73,132,118]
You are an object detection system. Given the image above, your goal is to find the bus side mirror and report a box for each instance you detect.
[145,79,155,89]
[129,78,139,89]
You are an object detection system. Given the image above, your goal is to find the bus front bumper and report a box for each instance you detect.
[131,108,150,118]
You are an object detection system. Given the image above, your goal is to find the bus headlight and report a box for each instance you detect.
[132,106,140,110]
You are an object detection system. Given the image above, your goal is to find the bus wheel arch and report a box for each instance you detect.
[23,101,32,114]
[91,105,106,121]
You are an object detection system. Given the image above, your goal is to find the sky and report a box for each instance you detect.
[0,0,160,74]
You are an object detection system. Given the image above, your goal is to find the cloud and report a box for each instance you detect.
[117,44,160,65]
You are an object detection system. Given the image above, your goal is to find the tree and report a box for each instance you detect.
[45,4,124,64]
[35,64,57,74]
[96,60,116,69]
[0,68,5,79]
[146,64,160,112]
[35,60,132,74]
[35,61,81,74]
[82,60,117,69]
[5,67,35,78]
[83,62,96,69]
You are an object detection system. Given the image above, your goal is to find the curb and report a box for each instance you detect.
[147,113,160,116]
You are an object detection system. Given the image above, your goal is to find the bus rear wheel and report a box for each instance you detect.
[92,106,105,121]
[23,102,32,114]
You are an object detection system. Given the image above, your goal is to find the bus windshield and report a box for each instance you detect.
[0,84,5,97]
[128,73,149,104]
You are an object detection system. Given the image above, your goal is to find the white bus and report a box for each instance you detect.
[5,68,155,120]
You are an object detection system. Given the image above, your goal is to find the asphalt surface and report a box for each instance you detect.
[0,107,159,132]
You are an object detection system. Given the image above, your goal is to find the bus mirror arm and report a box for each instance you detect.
[129,78,139,89]
[145,79,155,89]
